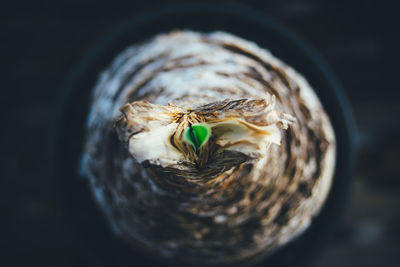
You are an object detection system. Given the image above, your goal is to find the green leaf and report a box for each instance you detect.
[183,123,211,151]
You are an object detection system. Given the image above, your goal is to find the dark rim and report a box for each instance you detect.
[48,2,356,267]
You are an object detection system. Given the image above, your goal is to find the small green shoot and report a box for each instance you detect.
[183,123,211,151]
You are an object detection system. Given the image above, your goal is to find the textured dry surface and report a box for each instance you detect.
[4,2,399,267]
[80,31,335,266]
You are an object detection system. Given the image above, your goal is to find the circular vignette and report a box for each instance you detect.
[48,2,356,267]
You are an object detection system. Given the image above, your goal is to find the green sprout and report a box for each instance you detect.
[183,123,211,152]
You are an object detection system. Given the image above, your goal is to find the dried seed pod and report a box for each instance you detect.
[80,31,336,266]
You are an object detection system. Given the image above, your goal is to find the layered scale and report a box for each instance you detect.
[80,31,336,266]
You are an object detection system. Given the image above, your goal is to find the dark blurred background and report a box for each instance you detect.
[1,0,399,266]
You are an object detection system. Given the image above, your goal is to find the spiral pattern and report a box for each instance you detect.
[80,31,336,266]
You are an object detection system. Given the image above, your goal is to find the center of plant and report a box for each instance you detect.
[183,123,211,151]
